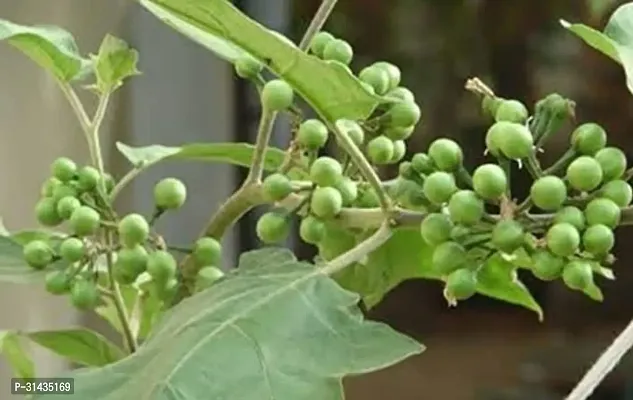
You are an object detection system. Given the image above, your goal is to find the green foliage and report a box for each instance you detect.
[93,34,140,93]
[0,331,33,379]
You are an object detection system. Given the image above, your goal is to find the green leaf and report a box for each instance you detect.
[0,19,90,81]
[0,236,48,284]
[0,331,34,379]
[26,329,125,367]
[34,248,422,400]
[93,34,140,93]
[562,3,633,94]
[140,0,381,122]
[583,281,604,302]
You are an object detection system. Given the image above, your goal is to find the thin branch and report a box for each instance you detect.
[298,0,339,51]
[110,167,142,201]
[58,83,95,163]
[91,93,111,185]
[245,109,277,184]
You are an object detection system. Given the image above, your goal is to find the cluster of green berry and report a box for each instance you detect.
[22,158,225,310]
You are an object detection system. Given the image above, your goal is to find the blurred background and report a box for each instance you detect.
[1,0,633,399]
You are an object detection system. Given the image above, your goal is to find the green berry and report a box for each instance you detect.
[234,55,263,79]
[256,212,290,244]
[384,125,414,141]
[498,122,533,160]
[51,184,78,203]
[154,178,187,210]
[600,180,633,207]
[193,237,222,266]
[356,187,381,208]
[322,39,353,65]
[262,173,293,202]
[195,267,224,291]
[582,224,614,255]
[420,213,453,246]
[482,96,503,119]
[546,223,580,257]
[310,187,343,219]
[566,156,603,192]
[387,100,421,128]
[310,31,335,57]
[338,119,364,146]
[428,138,463,172]
[309,157,343,187]
[373,61,401,90]
[390,140,407,164]
[118,213,150,248]
[594,147,627,181]
[51,157,77,182]
[584,198,621,228]
[70,279,100,310]
[448,190,484,226]
[444,269,478,301]
[531,251,565,281]
[59,238,85,263]
[562,260,594,291]
[432,241,467,275]
[156,278,179,302]
[472,164,507,200]
[23,240,53,269]
[56,196,81,220]
[41,177,62,197]
[102,173,116,193]
[494,99,528,123]
[147,250,177,282]
[367,135,395,165]
[411,153,435,174]
[386,87,415,103]
[359,65,389,95]
[423,172,457,205]
[114,245,148,283]
[261,79,294,111]
[77,166,101,192]
[484,121,507,157]
[571,123,607,155]
[334,177,358,206]
[492,220,524,254]
[554,206,585,231]
[45,271,71,295]
[69,206,100,236]
[530,176,567,211]
[299,215,326,245]
[35,198,63,227]
[297,119,328,150]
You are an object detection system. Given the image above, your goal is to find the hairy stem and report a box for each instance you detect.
[59,83,95,164]
[110,167,142,201]
[245,109,277,184]
[298,0,339,51]
[91,93,110,181]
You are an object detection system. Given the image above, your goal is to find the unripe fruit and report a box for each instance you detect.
[147,250,177,282]
[310,187,343,219]
[367,135,395,165]
[338,119,364,146]
[562,260,593,291]
[299,215,326,245]
[566,156,603,192]
[600,180,633,207]
[309,31,335,58]
[334,177,358,206]
[156,278,179,302]
[262,173,293,202]
[356,187,380,208]
[56,196,81,220]
[69,206,100,236]
[390,140,407,164]
[492,219,524,254]
[428,138,463,172]
[472,164,507,200]
[432,241,467,275]
[309,157,343,187]
[498,122,533,159]
[420,213,453,246]
[481,96,503,119]
[384,126,414,141]
[193,237,222,266]
[386,87,415,103]
[411,153,435,174]
[448,190,484,226]
[45,271,71,295]
[118,213,150,248]
[444,268,478,301]
[35,198,63,227]
[584,198,621,228]
[234,55,263,79]
[59,238,85,263]
[52,184,78,203]
[582,224,614,255]
[114,245,148,283]
[531,251,565,281]
[77,166,100,191]
[495,99,528,123]
[530,176,567,211]
[423,172,457,205]
[256,212,290,243]
[594,147,627,181]
[51,157,77,182]
[546,223,580,257]
[373,61,401,90]
[41,177,62,198]
[261,79,294,111]
[297,119,328,150]
[102,173,116,193]
[195,266,224,291]
[322,39,354,65]
[359,66,389,95]
[571,123,607,155]
[23,240,53,269]
[154,177,187,210]
[70,279,100,310]
[387,101,421,128]
[484,121,507,157]
[554,206,585,231]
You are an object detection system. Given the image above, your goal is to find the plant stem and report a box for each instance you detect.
[245,108,277,184]
[543,148,576,176]
[525,153,543,179]
[91,93,111,181]
[59,83,96,164]
[110,167,142,201]
[298,0,339,51]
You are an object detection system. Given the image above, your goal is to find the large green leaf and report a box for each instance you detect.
[26,328,125,367]
[0,331,34,379]
[562,2,633,94]
[33,248,422,400]
[140,0,381,122]
[0,19,90,81]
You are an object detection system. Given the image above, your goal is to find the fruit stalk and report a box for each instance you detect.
[245,107,277,183]
[298,0,339,51]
